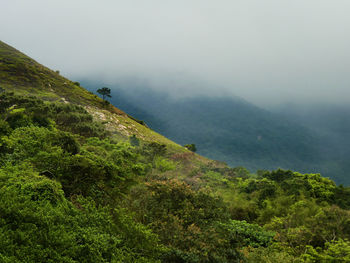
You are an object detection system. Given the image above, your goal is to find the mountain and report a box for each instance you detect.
[80,83,347,182]
[81,81,350,184]
[2,40,350,262]
[271,103,350,184]
[0,40,187,150]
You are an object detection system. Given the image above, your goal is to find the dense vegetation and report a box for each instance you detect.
[1,41,350,262]
[1,92,350,262]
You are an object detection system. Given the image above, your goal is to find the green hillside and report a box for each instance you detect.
[0,40,188,150]
[0,41,101,105]
[1,40,350,262]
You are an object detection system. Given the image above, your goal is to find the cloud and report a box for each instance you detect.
[1,0,350,105]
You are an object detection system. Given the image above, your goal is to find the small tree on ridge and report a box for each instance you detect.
[97,87,112,100]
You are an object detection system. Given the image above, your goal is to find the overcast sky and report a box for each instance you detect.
[1,0,350,105]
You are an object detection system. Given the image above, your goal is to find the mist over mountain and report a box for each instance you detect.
[2,0,350,107]
[80,79,349,184]
[271,103,350,183]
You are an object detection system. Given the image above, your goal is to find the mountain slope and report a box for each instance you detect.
[0,40,104,106]
[271,103,350,184]
[2,40,350,262]
[0,40,189,151]
[80,83,328,179]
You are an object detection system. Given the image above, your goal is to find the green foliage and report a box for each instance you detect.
[0,93,167,262]
[267,202,350,251]
[139,142,168,165]
[0,93,107,138]
[262,169,337,203]
[243,246,296,263]
[128,179,243,262]
[129,134,140,146]
[154,156,176,172]
[0,119,11,136]
[198,168,350,261]
[146,142,167,156]
[2,125,145,201]
[334,185,350,209]
[51,103,107,138]
[97,87,112,100]
[219,220,275,248]
[231,166,250,178]
[2,96,349,262]
[184,144,197,152]
[302,239,350,262]
[0,165,161,262]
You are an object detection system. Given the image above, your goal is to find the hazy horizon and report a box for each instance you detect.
[1,0,350,106]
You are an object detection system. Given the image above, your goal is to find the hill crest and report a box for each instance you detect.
[0,40,187,150]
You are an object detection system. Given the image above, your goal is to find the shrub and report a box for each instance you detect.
[129,134,140,146]
[0,165,162,263]
[184,143,197,152]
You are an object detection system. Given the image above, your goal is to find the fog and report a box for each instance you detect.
[1,0,350,106]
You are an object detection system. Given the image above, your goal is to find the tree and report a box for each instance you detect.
[184,144,197,152]
[97,87,112,100]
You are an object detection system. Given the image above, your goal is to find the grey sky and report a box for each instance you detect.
[1,0,350,105]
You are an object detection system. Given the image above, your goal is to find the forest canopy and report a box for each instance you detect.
[1,92,350,262]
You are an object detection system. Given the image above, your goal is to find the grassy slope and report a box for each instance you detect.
[0,40,249,198]
[0,40,188,152]
[0,40,262,193]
